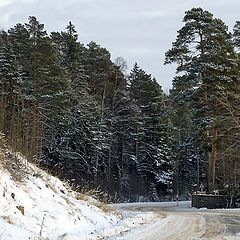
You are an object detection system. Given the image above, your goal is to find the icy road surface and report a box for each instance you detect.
[112,201,240,240]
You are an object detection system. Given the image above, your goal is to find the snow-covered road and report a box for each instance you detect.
[113,202,240,240]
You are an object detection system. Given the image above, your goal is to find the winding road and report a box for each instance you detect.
[114,201,240,240]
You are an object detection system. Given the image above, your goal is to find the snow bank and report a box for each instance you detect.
[0,152,159,240]
[0,157,121,239]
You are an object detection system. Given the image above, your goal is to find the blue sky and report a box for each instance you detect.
[1,0,240,91]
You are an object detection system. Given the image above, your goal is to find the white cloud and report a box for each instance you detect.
[0,0,11,7]
[128,48,151,56]
[0,0,34,29]
[140,10,173,19]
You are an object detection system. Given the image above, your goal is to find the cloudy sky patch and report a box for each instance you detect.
[1,0,240,91]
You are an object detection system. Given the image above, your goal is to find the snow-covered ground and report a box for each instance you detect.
[112,202,240,240]
[1,146,239,240]
[0,151,159,240]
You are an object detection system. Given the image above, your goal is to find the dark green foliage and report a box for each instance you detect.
[7,9,240,202]
[0,30,21,137]
[166,7,240,196]
[129,63,173,196]
[0,16,174,201]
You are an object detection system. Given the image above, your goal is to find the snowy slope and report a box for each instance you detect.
[0,150,158,240]
[0,154,118,239]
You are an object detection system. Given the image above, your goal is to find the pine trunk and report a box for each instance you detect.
[210,126,218,190]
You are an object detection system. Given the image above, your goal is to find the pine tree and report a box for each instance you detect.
[129,63,173,197]
[7,17,70,161]
[48,23,98,182]
[0,31,21,145]
[165,7,239,191]
[214,21,240,198]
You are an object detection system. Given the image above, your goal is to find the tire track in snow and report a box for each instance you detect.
[117,213,205,240]
[113,202,240,240]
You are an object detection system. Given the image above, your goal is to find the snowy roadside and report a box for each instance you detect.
[112,201,191,209]
[0,151,161,240]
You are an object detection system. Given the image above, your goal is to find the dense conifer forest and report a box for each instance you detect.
[0,7,239,202]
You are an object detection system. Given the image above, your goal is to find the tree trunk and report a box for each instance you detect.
[210,126,218,190]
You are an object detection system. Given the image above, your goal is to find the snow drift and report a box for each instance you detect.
[0,144,158,240]
[0,149,121,239]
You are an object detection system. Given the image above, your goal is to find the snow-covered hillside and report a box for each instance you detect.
[0,148,158,240]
